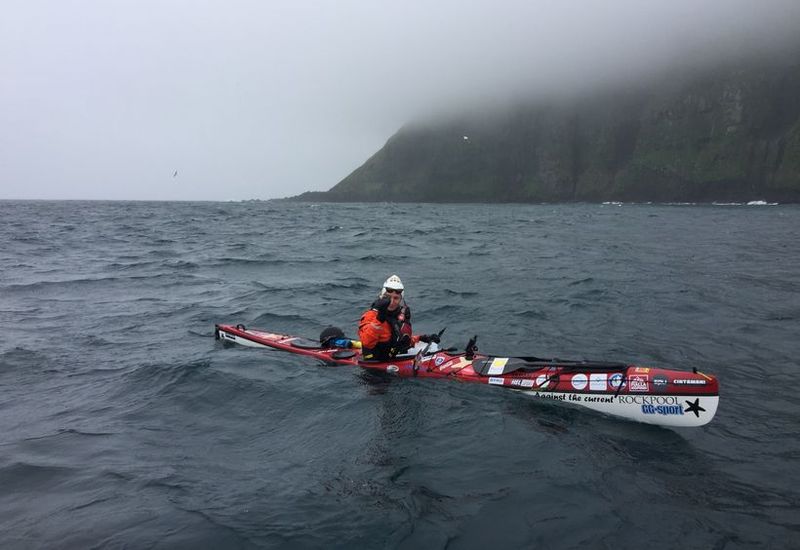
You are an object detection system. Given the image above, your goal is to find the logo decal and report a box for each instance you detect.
[511,378,535,388]
[488,377,505,386]
[386,365,399,374]
[618,395,678,405]
[487,358,509,375]
[641,404,684,416]
[589,373,607,391]
[571,373,588,390]
[653,375,668,392]
[684,398,706,417]
[535,374,550,389]
[609,373,625,390]
[629,375,649,393]
[434,356,445,367]
[673,379,707,385]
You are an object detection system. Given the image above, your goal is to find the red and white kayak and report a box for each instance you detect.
[214,323,719,428]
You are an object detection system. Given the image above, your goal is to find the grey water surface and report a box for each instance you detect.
[1,200,798,549]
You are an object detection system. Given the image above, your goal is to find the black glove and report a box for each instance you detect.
[419,333,440,344]
[397,334,412,349]
[373,298,391,322]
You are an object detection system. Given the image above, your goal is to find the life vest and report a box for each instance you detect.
[395,305,413,341]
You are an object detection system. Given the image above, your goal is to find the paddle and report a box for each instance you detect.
[461,334,628,375]
[412,327,446,376]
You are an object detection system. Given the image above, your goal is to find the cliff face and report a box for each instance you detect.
[302,54,800,203]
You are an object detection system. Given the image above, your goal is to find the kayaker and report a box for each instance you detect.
[358,274,440,361]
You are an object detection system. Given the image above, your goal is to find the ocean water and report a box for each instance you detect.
[0,200,798,549]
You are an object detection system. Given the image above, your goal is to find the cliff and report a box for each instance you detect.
[297,51,800,203]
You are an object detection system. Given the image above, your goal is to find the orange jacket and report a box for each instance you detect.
[358,308,420,351]
[358,308,392,349]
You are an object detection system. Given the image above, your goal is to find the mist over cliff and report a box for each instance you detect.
[298,43,800,203]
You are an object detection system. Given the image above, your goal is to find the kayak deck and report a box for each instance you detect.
[215,323,360,364]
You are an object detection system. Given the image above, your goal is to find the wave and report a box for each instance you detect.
[23,428,115,441]
[0,462,77,490]
[118,359,215,401]
[252,312,312,326]
[355,254,398,262]
[208,256,347,267]
[514,309,550,320]
[747,201,779,206]
[114,357,323,425]
[0,347,53,372]
[712,200,780,206]
[441,288,479,297]
[418,304,468,318]
[102,260,160,271]
[163,259,200,270]
[764,312,798,321]
[208,256,280,266]
[316,280,372,291]
[4,278,200,297]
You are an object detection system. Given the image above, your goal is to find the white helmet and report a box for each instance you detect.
[382,274,404,293]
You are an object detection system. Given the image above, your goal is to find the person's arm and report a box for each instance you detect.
[358,309,387,348]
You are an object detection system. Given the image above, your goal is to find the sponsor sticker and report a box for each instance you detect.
[571,373,588,390]
[609,373,625,389]
[629,374,649,392]
[487,358,509,376]
[589,373,607,391]
[641,404,684,416]
[653,375,668,392]
[535,374,550,389]
[618,395,679,405]
[488,377,505,386]
[673,379,707,385]
[511,378,535,388]
[434,356,445,367]
[386,365,399,374]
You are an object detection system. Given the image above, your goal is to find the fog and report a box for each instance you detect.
[2,0,798,200]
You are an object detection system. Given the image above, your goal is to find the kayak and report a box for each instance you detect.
[214,323,719,428]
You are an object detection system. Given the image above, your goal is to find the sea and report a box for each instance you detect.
[1,200,798,549]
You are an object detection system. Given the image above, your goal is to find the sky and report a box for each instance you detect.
[2,0,799,201]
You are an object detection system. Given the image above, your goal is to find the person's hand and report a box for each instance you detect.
[373,298,391,322]
[419,333,440,344]
[397,334,412,349]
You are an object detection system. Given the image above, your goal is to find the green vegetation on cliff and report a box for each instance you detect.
[297,52,800,203]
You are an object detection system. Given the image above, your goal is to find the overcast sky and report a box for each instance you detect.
[2,0,798,201]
